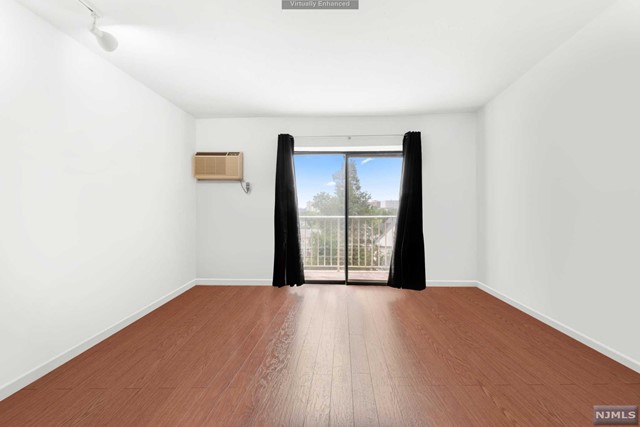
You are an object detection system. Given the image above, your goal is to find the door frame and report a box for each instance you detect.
[294,150,402,285]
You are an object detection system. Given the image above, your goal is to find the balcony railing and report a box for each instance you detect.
[299,216,397,276]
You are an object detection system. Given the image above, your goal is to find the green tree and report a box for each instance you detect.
[303,160,394,271]
[308,160,377,215]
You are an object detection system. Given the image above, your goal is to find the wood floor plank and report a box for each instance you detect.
[0,389,71,426]
[331,364,354,427]
[26,387,107,426]
[177,290,301,426]
[246,288,324,426]
[1,285,637,427]
[301,289,338,427]
[104,387,174,426]
[361,289,406,425]
[115,287,245,390]
[58,286,240,390]
[303,373,332,426]
[349,334,370,375]
[143,286,280,389]
[448,385,512,427]
[281,290,331,424]
[368,287,439,386]
[67,388,141,426]
[396,384,434,427]
[200,289,315,427]
[24,288,208,391]
[423,288,575,385]
[452,288,640,385]
[146,387,207,427]
[490,384,591,426]
[415,385,476,426]
[352,373,379,427]
[519,384,590,426]
[330,287,355,427]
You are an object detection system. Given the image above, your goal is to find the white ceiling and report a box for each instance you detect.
[18,0,614,117]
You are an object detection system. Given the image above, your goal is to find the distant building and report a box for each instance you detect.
[381,200,399,209]
[369,200,381,208]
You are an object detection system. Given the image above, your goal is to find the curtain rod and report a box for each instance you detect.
[293,134,404,139]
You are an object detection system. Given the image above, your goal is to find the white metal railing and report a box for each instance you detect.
[299,215,397,271]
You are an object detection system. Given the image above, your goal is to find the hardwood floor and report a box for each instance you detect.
[1,285,638,426]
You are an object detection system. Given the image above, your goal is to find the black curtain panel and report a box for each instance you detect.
[272,134,305,287]
[388,132,426,290]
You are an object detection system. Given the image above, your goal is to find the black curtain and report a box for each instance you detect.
[272,134,305,287]
[388,132,426,290]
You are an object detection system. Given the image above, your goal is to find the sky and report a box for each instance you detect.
[294,154,402,207]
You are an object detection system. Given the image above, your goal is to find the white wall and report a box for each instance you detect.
[196,114,477,284]
[0,1,196,398]
[478,0,640,369]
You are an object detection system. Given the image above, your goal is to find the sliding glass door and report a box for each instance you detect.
[294,152,402,284]
[347,155,402,282]
[294,154,346,283]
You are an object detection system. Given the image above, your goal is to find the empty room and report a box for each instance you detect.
[1,0,639,425]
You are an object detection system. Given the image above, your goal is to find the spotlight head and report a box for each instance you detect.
[91,27,118,52]
[89,13,118,52]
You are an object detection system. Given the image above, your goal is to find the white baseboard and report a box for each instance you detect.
[476,281,640,373]
[196,278,272,286]
[427,280,477,287]
[0,279,197,402]
[196,279,477,287]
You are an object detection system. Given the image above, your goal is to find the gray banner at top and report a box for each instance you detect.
[283,0,359,9]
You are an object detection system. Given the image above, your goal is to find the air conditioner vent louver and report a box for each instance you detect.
[193,152,243,181]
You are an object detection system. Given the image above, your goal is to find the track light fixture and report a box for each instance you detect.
[77,0,118,52]
[89,13,118,52]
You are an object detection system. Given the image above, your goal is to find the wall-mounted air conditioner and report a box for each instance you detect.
[193,152,243,181]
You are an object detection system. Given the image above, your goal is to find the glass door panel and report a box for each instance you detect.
[294,154,346,283]
[347,155,402,283]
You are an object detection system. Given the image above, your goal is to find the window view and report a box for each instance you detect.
[294,153,402,283]
[347,156,402,281]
